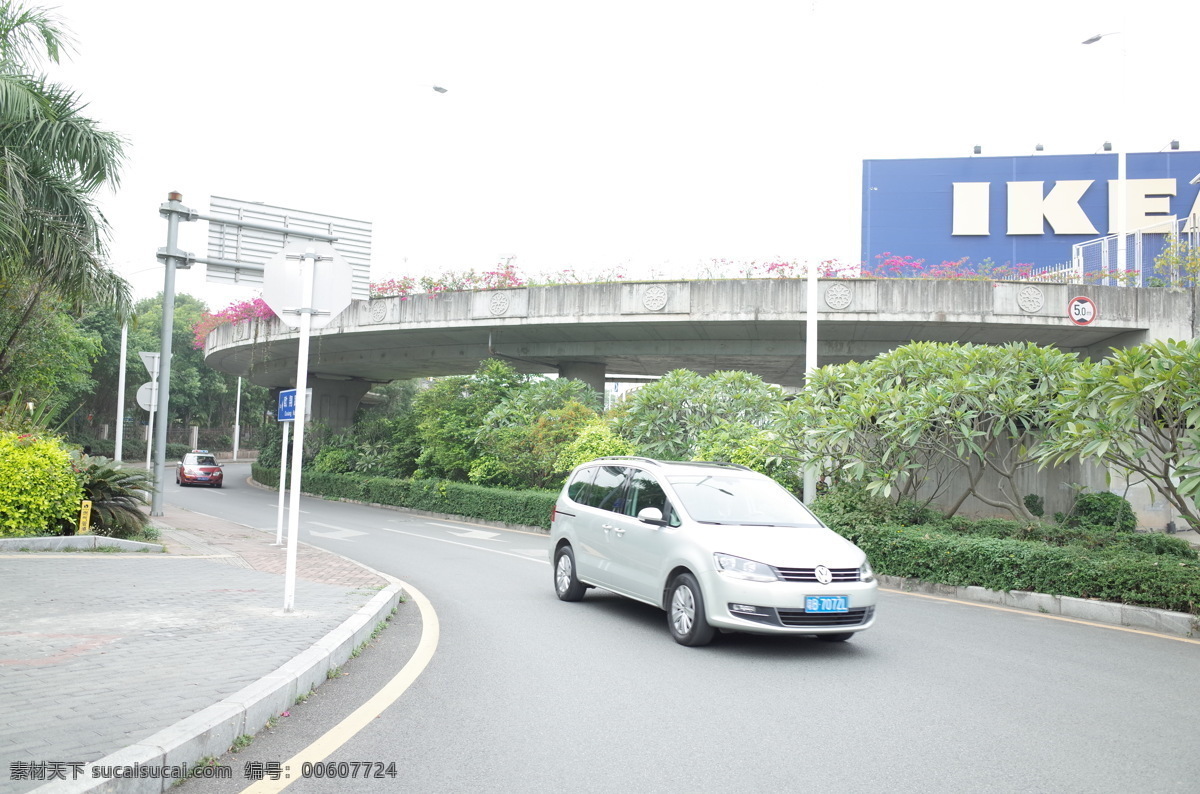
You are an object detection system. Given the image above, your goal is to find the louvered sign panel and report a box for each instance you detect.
[205,195,372,300]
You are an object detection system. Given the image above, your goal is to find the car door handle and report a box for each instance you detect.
[601,524,625,536]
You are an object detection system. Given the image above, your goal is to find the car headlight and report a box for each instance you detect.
[714,553,779,582]
[859,559,875,583]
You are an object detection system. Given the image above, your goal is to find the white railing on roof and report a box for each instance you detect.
[1049,214,1200,287]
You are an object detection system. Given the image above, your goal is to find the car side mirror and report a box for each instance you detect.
[637,507,667,525]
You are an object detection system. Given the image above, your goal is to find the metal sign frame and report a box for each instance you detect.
[206,196,372,300]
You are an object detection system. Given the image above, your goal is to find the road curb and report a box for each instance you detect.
[36,584,406,793]
[880,574,1198,638]
[0,537,164,553]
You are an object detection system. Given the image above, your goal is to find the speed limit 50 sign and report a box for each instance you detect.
[1067,296,1098,326]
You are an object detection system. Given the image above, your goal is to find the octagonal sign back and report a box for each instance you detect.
[262,241,353,329]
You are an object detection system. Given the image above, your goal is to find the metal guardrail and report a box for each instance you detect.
[1041,215,1200,287]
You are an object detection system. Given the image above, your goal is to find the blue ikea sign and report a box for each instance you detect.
[861,151,1200,274]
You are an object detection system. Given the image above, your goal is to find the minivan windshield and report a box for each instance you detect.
[666,473,820,527]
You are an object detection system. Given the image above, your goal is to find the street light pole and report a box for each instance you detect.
[1083,32,1128,282]
[803,261,819,504]
[114,322,128,462]
[150,192,187,516]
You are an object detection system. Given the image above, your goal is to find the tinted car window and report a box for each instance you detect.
[184,454,218,466]
[625,470,679,526]
[590,466,630,513]
[567,466,599,504]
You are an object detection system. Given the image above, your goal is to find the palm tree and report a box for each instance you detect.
[0,1,130,392]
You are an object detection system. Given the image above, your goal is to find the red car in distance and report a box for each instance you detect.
[176,450,224,488]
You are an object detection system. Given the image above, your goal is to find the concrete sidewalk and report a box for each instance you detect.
[0,506,404,794]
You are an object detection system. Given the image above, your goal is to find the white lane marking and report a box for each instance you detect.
[378,527,549,565]
[511,549,551,559]
[308,522,368,540]
[239,579,440,794]
[426,519,547,538]
[444,528,502,541]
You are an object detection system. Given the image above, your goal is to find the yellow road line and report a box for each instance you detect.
[881,586,1200,645]
[240,579,440,793]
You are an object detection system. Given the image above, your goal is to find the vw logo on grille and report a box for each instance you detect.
[814,565,833,584]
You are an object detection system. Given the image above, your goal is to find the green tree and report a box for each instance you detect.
[0,2,130,399]
[692,421,800,492]
[778,342,1082,519]
[554,420,636,472]
[0,287,101,416]
[613,370,785,460]
[412,359,528,480]
[1037,338,1200,528]
[473,376,602,487]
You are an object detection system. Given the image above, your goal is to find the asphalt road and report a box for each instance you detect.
[171,464,1198,794]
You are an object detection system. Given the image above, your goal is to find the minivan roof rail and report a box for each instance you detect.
[590,456,753,472]
[593,456,662,466]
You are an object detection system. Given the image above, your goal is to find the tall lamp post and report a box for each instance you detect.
[1083,32,1127,281]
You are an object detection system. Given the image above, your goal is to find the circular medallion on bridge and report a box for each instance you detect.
[824,283,853,310]
[1018,286,1045,313]
[369,300,388,323]
[489,291,511,316]
[642,285,669,311]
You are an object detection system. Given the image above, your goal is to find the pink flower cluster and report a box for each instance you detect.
[191,298,277,350]
[868,252,926,276]
[370,261,527,300]
[746,259,859,279]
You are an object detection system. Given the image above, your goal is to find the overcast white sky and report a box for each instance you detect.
[44,0,1200,308]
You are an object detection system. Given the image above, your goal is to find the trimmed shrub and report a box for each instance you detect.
[839,523,1200,614]
[813,485,939,529]
[1065,492,1137,532]
[0,432,84,537]
[252,465,557,529]
[940,515,1196,559]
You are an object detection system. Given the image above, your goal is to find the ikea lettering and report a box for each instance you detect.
[861,151,1200,270]
[951,178,1199,236]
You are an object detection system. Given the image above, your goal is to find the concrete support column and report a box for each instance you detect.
[307,378,373,430]
[557,361,607,395]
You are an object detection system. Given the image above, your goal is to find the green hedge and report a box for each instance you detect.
[252,465,557,529]
[940,517,1198,559]
[842,523,1200,615]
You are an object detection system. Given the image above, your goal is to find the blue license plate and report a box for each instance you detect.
[805,595,849,613]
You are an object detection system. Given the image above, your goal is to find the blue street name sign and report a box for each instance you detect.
[277,389,296,423]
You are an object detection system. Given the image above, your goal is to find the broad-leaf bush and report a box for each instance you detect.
[1036,338,1200,528]
[0,432,83,537]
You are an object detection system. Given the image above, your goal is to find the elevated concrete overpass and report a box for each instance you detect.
[204,279,1199,427]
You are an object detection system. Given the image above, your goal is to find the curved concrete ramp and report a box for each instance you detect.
[204,278,1198,397]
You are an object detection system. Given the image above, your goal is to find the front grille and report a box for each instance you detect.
[776,606,874,628]
[775,566,861,583]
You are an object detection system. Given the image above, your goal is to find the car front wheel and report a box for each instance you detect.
[667,573,715,646]
[554,545,587,601]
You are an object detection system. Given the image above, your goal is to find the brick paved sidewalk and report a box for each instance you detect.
[1,506,398,793]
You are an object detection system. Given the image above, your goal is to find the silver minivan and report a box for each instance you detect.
[550,457,879,646]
